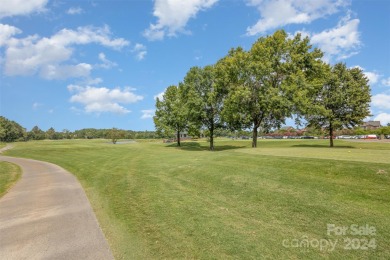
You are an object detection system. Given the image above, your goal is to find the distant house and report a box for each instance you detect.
[280,126,296,131]
[178,131,205,139]
[179,131,189,138]
[361,121,381,131]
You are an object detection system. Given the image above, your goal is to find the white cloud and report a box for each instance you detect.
[154,90,166,101]
[141,109,155,119]
[309,14,361,62]
[246,0,349,35]
[40,63,92,80]
[83,77,103,85]
[352,66,380,85]
[371,94,390,110]
[47,25,129,50]
[0,24,21,46]
[67,7,83,15]
[0,0,48,18]
[381,77,390,87]
[68,85,144,114]
[131,43,147,60]
[2,25,129,80]
[97,52,117,69]
[364,71,380,85]
[143,0,218,40]
[374,113,390,126]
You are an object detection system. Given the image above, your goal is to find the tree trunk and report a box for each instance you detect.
[209,126,214,151]
[177,130,181,147]
[252,126,258,148]
[329,124,334,148]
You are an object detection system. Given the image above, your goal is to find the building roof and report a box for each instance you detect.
[362,121,381,127]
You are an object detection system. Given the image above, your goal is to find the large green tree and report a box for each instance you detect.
[222,30,324,147]
[305,63,371,147]
[183,65,225,151]
[0,116,26,142]
[154,85,190,146]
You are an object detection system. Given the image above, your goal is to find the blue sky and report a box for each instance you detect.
[0,0,389,131]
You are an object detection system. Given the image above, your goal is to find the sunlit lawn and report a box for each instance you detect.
[4,139,390,259]
[0,161,21,198]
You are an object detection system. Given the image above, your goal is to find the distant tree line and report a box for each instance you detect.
[0,116,156,142]
[154,30,371,149]
[269,125,390,138]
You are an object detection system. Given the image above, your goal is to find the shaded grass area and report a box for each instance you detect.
[4,139,390,259]
[0,161,21,197]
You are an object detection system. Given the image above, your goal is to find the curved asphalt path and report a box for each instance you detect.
[0,145,114,259]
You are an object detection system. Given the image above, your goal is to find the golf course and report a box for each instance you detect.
[1,139,389,259]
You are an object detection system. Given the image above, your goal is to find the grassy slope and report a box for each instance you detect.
[4,139,390,259]
[0,161,21,197]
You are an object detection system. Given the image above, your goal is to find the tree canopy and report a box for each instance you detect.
[221,30,325,147]
[304,63,371,147]
[153,29,373,149]
[0,116,26,142]
[182,65,225,150]
[154,85,190,146]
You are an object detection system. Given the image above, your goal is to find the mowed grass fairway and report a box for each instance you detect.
[0,161,21,198]
[4,139,390,259]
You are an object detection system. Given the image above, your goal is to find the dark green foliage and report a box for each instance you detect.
[222,30,325,148]
[0,116,26,142]
[154,85,191,146]
[182,66,225,150]
[305,63,371,147]
[154,30,372,149]
[28,126,46,140]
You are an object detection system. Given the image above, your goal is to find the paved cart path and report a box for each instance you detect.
[0,146,113,259]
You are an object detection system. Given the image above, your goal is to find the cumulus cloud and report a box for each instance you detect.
[131,43,147,60]
[363,71,380,85]
[374,113,390,126]
[0,24,21,46]
[246,0,349,35]
[68,85,144,114]
[2,25,129,80]
[141,109,155,119]
[143,0,218,40]
[310,14,361,62]
[67,7,83,15]
[371,94,390,110]
[0,0,48,18]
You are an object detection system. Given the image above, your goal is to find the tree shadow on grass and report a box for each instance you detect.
[292,144,355,149]
[165,142,246,151]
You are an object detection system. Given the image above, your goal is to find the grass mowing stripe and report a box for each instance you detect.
[4,139,390,259]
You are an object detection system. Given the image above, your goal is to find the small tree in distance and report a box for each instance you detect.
[111,127,118,144]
